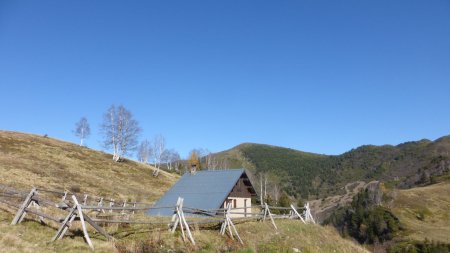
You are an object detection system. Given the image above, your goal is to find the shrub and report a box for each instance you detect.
[69,185,81,193]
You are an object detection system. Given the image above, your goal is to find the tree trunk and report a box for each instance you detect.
[260,174,263,204]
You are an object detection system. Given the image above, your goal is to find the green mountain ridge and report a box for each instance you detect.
[211,136,450,200]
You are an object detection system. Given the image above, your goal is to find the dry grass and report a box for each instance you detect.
[0,130,178,202]
[0,131,369,252]
[0,206,369,253]
[95,219,369,253]
[390,180,450,243]
[0,210,115,253]
[0,130,179,252]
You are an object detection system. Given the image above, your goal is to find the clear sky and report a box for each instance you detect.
[1,1,449,158]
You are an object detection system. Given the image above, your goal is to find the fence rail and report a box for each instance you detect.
[0,183,316,250]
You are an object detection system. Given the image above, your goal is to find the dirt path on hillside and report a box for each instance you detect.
[309,181,377,223]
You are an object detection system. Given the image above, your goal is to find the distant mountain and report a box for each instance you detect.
[210,137,450,200]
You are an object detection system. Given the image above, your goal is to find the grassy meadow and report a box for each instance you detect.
[0,131,369,252]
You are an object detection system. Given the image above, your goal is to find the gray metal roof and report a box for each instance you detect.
[147,169,246,216]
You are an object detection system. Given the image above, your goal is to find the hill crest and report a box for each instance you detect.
[210,135,450,200]
[0,130,178,202]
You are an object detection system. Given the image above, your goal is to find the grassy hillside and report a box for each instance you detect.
[389,180,450,243]
[0,130,178,202]
[323,180,450,252]
[0,131,369,252]
[211,137,450,200]
[0,210,369,253]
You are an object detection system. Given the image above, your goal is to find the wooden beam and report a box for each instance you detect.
[170,197,181,233]
[72,195,94,250]
[179,198,195,245]
[264,203,277,230]
[52,206,77,241]
[11,188,36,225]
[22,208,63,223]
[83,214,112,240]
[290,204,306,224]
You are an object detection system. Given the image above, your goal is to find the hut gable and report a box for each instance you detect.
[228,174,255,198]
[148,169,256,216]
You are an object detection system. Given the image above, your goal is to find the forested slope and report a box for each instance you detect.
[212,136,450,200]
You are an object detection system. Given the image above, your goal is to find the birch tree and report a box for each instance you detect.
[219,158,229,170]
[137,139,152,164]
[74,117,90,146]
[260,174,264,204]
[101,105,141,162]
[162,149,180,171]
[172,151,182,172]
[272,183,280,205]
[264,174,268,202]
[151,134,166,176]
[205,151,219,170]
[257,173,269,203]
[172,151,181,171]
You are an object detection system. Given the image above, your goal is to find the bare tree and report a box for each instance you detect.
[256,173,269,203]
[204,151,220,170]
[101,105,141,162]
[161,149,169,168]
[172,151,181,171]
[195,148,208,158]
[162,149,180,171]
[189,148,223,169]
[272,183,280,205]
[211,155,220,170]
[219,158,229,170]
[152,134,166,176]
[264,174,267,202]
[170,151,182,172]
[74,117,90,146]
[260,174,264,204]
[137,139,152,164]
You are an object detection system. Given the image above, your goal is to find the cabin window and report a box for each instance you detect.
[233,199,236,208]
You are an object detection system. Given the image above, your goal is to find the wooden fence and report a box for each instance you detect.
[0,183,316,250]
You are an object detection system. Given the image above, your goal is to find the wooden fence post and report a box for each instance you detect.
[170,197,181,233]
[264,203,277,230]
[11,188,36,225]
[52,205,78,241]
[61,191,68,201]
[290,204,306,224]
[51,196,95,250]
[97,197,104,213]
[30,200,45,224]
[109,199,114,213]
[122,200,127,214]
[220,203,243,244]
[72,195,94,249]
[180,198,195,245]
[170,197,195,245]
[304,202,315,224]
[83,194,88,205]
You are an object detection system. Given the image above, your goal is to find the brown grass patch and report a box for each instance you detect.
[390,180,450,243]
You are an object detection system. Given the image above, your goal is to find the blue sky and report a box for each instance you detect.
[1,1,449,158]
